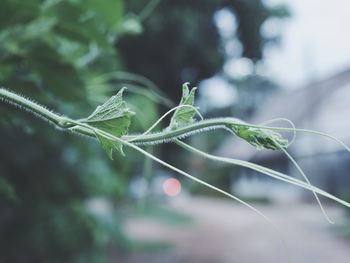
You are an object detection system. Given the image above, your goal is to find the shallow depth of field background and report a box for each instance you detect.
[1,0,350,262]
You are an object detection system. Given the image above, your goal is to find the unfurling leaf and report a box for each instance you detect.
[231,124,289,150]
[83,88,134,158]
[169,83,198,129]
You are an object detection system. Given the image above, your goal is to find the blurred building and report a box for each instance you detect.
[217,68,350,199]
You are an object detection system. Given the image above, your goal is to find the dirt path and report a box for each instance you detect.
[116,197,350,263]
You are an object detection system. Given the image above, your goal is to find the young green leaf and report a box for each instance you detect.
[95,133,124,159]
[231,124,289,150]
[82,88,134,158]
[169,83,198,129]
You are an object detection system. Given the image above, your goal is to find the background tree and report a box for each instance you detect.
[119,0,288,101]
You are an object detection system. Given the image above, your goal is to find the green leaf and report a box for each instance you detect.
[231,124,289,150]
[83,88,134,158]
[169,83,198,129]
[26,41,85,101]
[0,177,18,202]
[84,0,124,31]
[95,133,124,159]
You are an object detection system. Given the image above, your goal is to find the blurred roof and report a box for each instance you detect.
[217,67,350,161]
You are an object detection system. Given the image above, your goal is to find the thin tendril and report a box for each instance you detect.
[259,118,297,147]
[280,147,334,224]
[259,119,333,222]
[175,140,350,209]
[128,104,203,143]
[62,118,291,262]
[95,131,291,262]
[247,123,350,153]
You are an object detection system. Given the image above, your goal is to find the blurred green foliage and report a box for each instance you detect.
[0,0,287,262]
[0,0,125,102]
[0,0,144,262]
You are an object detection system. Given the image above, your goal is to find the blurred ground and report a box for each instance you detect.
[114,197,350,263]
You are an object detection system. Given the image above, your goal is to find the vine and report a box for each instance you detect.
[1,83,350,262]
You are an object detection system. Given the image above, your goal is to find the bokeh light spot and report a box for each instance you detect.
[163,178,181,197]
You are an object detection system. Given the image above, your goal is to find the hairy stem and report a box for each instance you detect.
[0,88,73,128]
[1,88,349,155]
